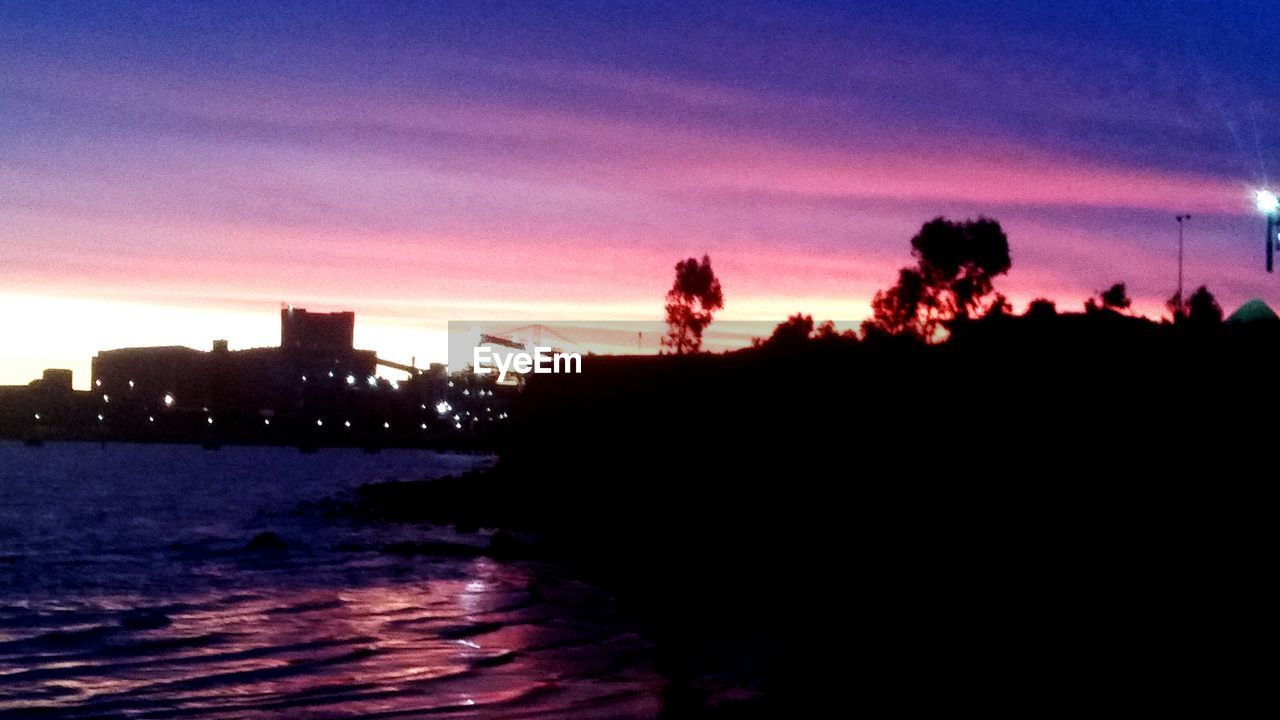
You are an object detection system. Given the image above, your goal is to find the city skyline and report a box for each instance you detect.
[4,1,1280,387]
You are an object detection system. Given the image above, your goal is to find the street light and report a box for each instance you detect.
[1175,214,1190,306]
[1257,189,1279,215]
[1258,190,1280,272]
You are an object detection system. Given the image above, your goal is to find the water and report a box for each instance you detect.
[0,442,663,718]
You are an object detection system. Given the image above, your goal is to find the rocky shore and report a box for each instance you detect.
[324,323,1273,715]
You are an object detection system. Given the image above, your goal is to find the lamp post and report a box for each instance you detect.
[1175,214,1190,306]
[1258,190,1279,272]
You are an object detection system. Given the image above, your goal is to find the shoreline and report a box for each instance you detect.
[0,433,501,453]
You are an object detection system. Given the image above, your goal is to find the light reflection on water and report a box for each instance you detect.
[0,442,663,718]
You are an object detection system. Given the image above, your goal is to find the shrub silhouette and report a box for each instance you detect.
[761,313,814,349]
[1086,282,1132,314]
[1186,285,1223,327]
[1025,297,1058,320]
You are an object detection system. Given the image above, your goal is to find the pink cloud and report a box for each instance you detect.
[2,50,1276,387]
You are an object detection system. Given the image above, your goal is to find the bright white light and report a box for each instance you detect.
[463,389,470,396]
[301,375,307,382]
[343,420,351,428]
[367,375,377,387]
[33,413,41,420]
[316,419,324,426]
[455,422,462,429]
[383,422,390,429]
[346,374,356,385]
[148,416,154,423]
[328,371,335,378]
[207,417,213,425]
[95,379,102,387]
[163,393,174,407]
[420,422,427,429]
[447,381,454,387]
[128,380,134,388]
[97,414,104,421]
[264,418,271,425]
[436,400,451,415]
[102,394,110,403]
[1257,189,1279,215]
[390,380,400,390]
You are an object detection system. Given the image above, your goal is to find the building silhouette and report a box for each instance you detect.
[2,309,510,446]
[91,309,378,418]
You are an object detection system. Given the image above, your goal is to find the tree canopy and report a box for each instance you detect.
[662,255,724,354]
[1086,283,1132,314]
[1185,285,1223,327]
[863,217,1011,340]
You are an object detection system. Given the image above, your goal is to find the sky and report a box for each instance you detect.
[3,0,1279,387]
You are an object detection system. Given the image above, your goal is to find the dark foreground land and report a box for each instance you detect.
[345,312,1270,717]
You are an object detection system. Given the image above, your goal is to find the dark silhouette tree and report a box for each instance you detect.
[1166,292,1186,323]
[1185,285,1223,327]
[756,314,854,349]
[985,293,1012,317]
[662,255,724,354]
[1100,283,1132,312]
[1025,298,1058,320]
[864,268,928,337]
[765,313,814,348]
[863,217,1011,340]
[1086,283,1131,314]
[813,320,846,341]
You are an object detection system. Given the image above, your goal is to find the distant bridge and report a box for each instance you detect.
[375,356,423,375]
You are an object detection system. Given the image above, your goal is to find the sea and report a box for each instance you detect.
[0,441,663,718]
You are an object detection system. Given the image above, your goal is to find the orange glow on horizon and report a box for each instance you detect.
[1,278,1182,390]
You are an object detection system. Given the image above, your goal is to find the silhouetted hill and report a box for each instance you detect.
[360,314,1272,715]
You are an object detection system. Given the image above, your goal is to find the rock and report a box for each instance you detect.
[246,531,288,552]
[120,609,171,630]
[381,540,482,558]
[486,530,533,560]
[472,650,518,668]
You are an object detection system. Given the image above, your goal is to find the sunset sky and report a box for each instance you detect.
[3,1,1278,387]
